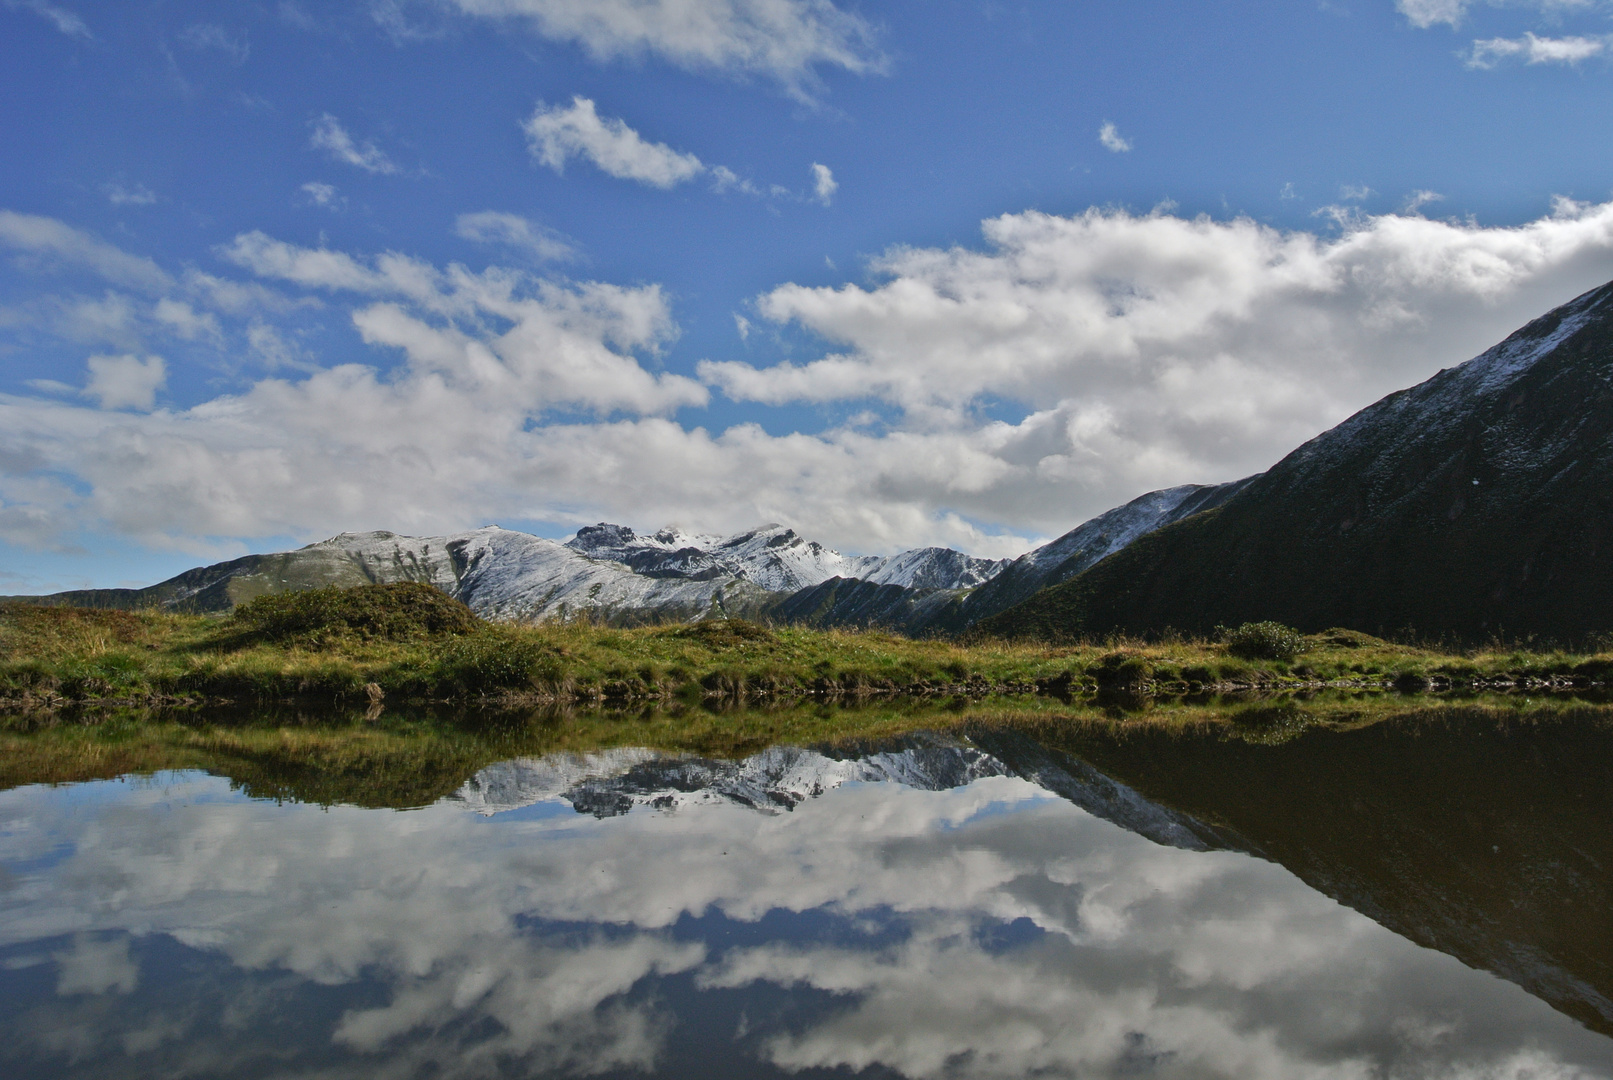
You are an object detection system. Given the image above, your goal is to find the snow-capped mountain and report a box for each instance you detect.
[20,488,1244,630]
[565,522,1006,592]
[25,518,1019,625]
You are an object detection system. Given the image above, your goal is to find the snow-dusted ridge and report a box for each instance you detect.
[564,522,1007,592]
[28,485,1246,628]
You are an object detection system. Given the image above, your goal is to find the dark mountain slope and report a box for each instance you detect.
[979,281,1613,642]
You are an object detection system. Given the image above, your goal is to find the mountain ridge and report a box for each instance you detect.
[12,485,1250,631]
[978,280,1613,642]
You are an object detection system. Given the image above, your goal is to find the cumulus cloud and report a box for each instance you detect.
[1097,121,1132,153]
[7,199,1613,557]
[4,0,89,38]
[309,114,399,175]
[1468,31,1608,66]
[524,97,707,188]
[83,354,165,411]
[435,0,884,97]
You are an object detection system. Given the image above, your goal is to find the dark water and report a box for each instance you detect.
[2,714,1611,1078]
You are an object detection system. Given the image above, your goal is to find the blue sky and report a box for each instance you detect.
[5,0,1613,591]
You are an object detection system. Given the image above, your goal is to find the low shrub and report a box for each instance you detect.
[1091,651,1153,688]
[433,630,567,692]
[232,583,479,643]
[1180,664,1216,686]
[669,619,776,649]
[1221,621,1309,662]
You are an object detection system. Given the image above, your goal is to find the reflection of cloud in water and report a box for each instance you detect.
[0,752,1608,1079]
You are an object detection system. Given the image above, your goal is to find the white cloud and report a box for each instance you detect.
[1340,184,1374,201]
[455,211,574,262]
[153,298,223,344]
[1403,188,1445,213]
[177,23,249,64]
[524,97,706,188]
[309,114,400,175]
[1468,31,1608,67]
[299,180,344,209]
[246,320,309,371]
[810,162,837,205]
[1097,122,1132,153]
[708,164,762,196]
[0,211,172,293]
[83,354,165,411]
[103,181,157,206]
[7,201,1613,557]
[436,0,884,98]
[1398,0,1599,30]
[1397,0,1472,27]
[4,0,89,38]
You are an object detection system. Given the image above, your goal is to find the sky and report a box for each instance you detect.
[4,0,1613,591]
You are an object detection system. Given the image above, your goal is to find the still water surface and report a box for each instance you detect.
[1,720,1610,1078]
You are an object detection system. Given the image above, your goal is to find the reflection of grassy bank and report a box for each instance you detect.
[0,698,1044,807]
[8,595,1613,712]
[5,690,1612,809]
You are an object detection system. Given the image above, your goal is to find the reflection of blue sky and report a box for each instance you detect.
[0,759,1609,1079]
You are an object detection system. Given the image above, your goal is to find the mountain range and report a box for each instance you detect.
[17,481,1244,633]
[16,281,1613,641]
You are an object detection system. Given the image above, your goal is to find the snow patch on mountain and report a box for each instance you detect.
[565,522,1007,592]
[1281,282,1610,481]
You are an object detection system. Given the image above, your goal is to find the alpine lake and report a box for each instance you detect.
[2,688,1611,1079]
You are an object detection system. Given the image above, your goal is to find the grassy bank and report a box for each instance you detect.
[2,690,1604,809]
[6,585,1613,712]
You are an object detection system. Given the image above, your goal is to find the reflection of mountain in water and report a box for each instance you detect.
[1034,713,1613,1039]
[452,716,1613,1040]
[450,733,1227,851]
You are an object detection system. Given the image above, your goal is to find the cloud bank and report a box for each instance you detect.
[4,199,1613,560]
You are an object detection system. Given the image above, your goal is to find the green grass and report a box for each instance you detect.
[4,686,1606,809]
[4,592,1613,712]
